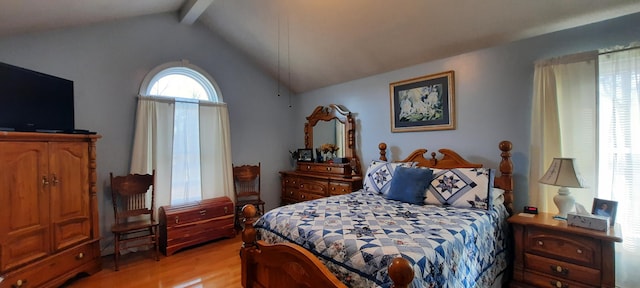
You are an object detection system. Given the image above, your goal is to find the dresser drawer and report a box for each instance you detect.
[526,227,600,267]
[329,182,352,195]
[298,179,328,196]
[298,191,325,202]
[1,241,97,288]
[283,176,300,188]
[523,270,595,288]
[297,163,351,176]
[525,253,600,285]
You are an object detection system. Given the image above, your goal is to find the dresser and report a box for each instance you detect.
[508,212,622,288]
[0,132,101,288]
[281,163,362,205]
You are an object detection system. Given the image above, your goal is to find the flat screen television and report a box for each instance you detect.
[0,61,75,132]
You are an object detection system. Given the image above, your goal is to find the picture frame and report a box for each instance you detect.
[591,198,618,226]
[297,148,313,162]
[389,70,455,132]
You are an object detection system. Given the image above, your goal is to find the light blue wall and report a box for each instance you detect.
[295,12,640,212]
[0,13,295,251]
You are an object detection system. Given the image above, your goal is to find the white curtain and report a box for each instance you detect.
[199,103,234,201]
[529,51,598,212]
[130,98,174,209]
[598,47,640,287]
[130,97,234,209]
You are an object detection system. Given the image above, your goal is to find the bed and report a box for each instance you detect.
[240,141,514,288]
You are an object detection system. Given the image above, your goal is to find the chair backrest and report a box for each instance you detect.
[110,171,156,223]
[233,163,261,201]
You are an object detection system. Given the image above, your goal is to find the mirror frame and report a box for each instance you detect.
[304,104,361,175]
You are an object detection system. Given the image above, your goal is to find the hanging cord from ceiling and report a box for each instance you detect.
[287,11,292,108]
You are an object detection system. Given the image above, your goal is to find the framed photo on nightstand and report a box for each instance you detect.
[592,198,618,226]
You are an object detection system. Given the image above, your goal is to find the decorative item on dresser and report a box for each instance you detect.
[0,132,102,287]
[159,197,235,256]
[244,140,515,287]
[281,104,363,205]
[509,212,623,288]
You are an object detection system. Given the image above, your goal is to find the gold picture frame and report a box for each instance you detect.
[390,70,455,132]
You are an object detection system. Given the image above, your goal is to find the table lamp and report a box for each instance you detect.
[539,158,584,220]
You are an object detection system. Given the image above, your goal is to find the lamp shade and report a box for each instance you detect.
[539,157,584,220]
[539,158,584,188]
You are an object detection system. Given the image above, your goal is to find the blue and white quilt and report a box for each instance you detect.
[255,190,510,288]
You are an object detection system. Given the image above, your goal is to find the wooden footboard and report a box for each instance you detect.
[240,205,414,288]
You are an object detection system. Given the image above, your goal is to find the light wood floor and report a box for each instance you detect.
[63,236,242,288]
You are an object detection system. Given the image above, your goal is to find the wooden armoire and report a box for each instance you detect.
[0,132,101,288]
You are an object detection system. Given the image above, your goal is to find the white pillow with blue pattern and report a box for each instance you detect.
[362,160,415,195]
[425,167,495,210]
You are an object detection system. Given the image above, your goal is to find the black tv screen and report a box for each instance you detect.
[0,61,74,132]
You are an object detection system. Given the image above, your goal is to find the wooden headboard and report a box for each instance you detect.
[377,140,514,214]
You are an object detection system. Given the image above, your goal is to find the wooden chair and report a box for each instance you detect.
[109,171,160,271]
[233,163,265,229]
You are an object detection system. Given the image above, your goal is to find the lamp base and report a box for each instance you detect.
[553,186,575,220]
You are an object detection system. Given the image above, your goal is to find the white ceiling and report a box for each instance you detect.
[2,0,640,93]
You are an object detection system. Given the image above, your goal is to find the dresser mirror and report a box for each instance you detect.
[304,104,361,175]
[312,119,345,158]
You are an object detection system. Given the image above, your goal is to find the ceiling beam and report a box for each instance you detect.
[179,0,215,25]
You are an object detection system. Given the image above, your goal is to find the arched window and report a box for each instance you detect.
[140,61,221,102]
[133,61,232,207]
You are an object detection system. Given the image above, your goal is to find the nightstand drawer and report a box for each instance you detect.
[526,227,600,267]
[525,253,600,285]
[523,270,595,288]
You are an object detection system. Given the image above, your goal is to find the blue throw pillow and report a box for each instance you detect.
[385,167,433,205]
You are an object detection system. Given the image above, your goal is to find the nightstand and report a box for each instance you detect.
[508,212,622,288]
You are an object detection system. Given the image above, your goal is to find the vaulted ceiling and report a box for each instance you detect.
[2,0,640,93]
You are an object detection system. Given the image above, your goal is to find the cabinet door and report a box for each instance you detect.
[48,142,91,251]
[0,142,50,272]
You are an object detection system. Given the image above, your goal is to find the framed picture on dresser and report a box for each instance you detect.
[297,148,313,162]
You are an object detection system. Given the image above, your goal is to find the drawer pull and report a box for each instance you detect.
[300,184,304,188]
[301,194,305,199]
[175,216,180,224]
[576,249,583,254]
[199,209,207,216]
[12,279,27,288]
[331,187,336,191]
[326,167,332,171]
[550,265,569,275]
[76,252,85,259]
[42,176,49,186]
[306,165,311,170]
[537,240,544,246]
[289,191,294,196]
[224,206,228,214]
[550,280,568,288]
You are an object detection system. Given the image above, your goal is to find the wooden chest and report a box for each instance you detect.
[159,197,236,256]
